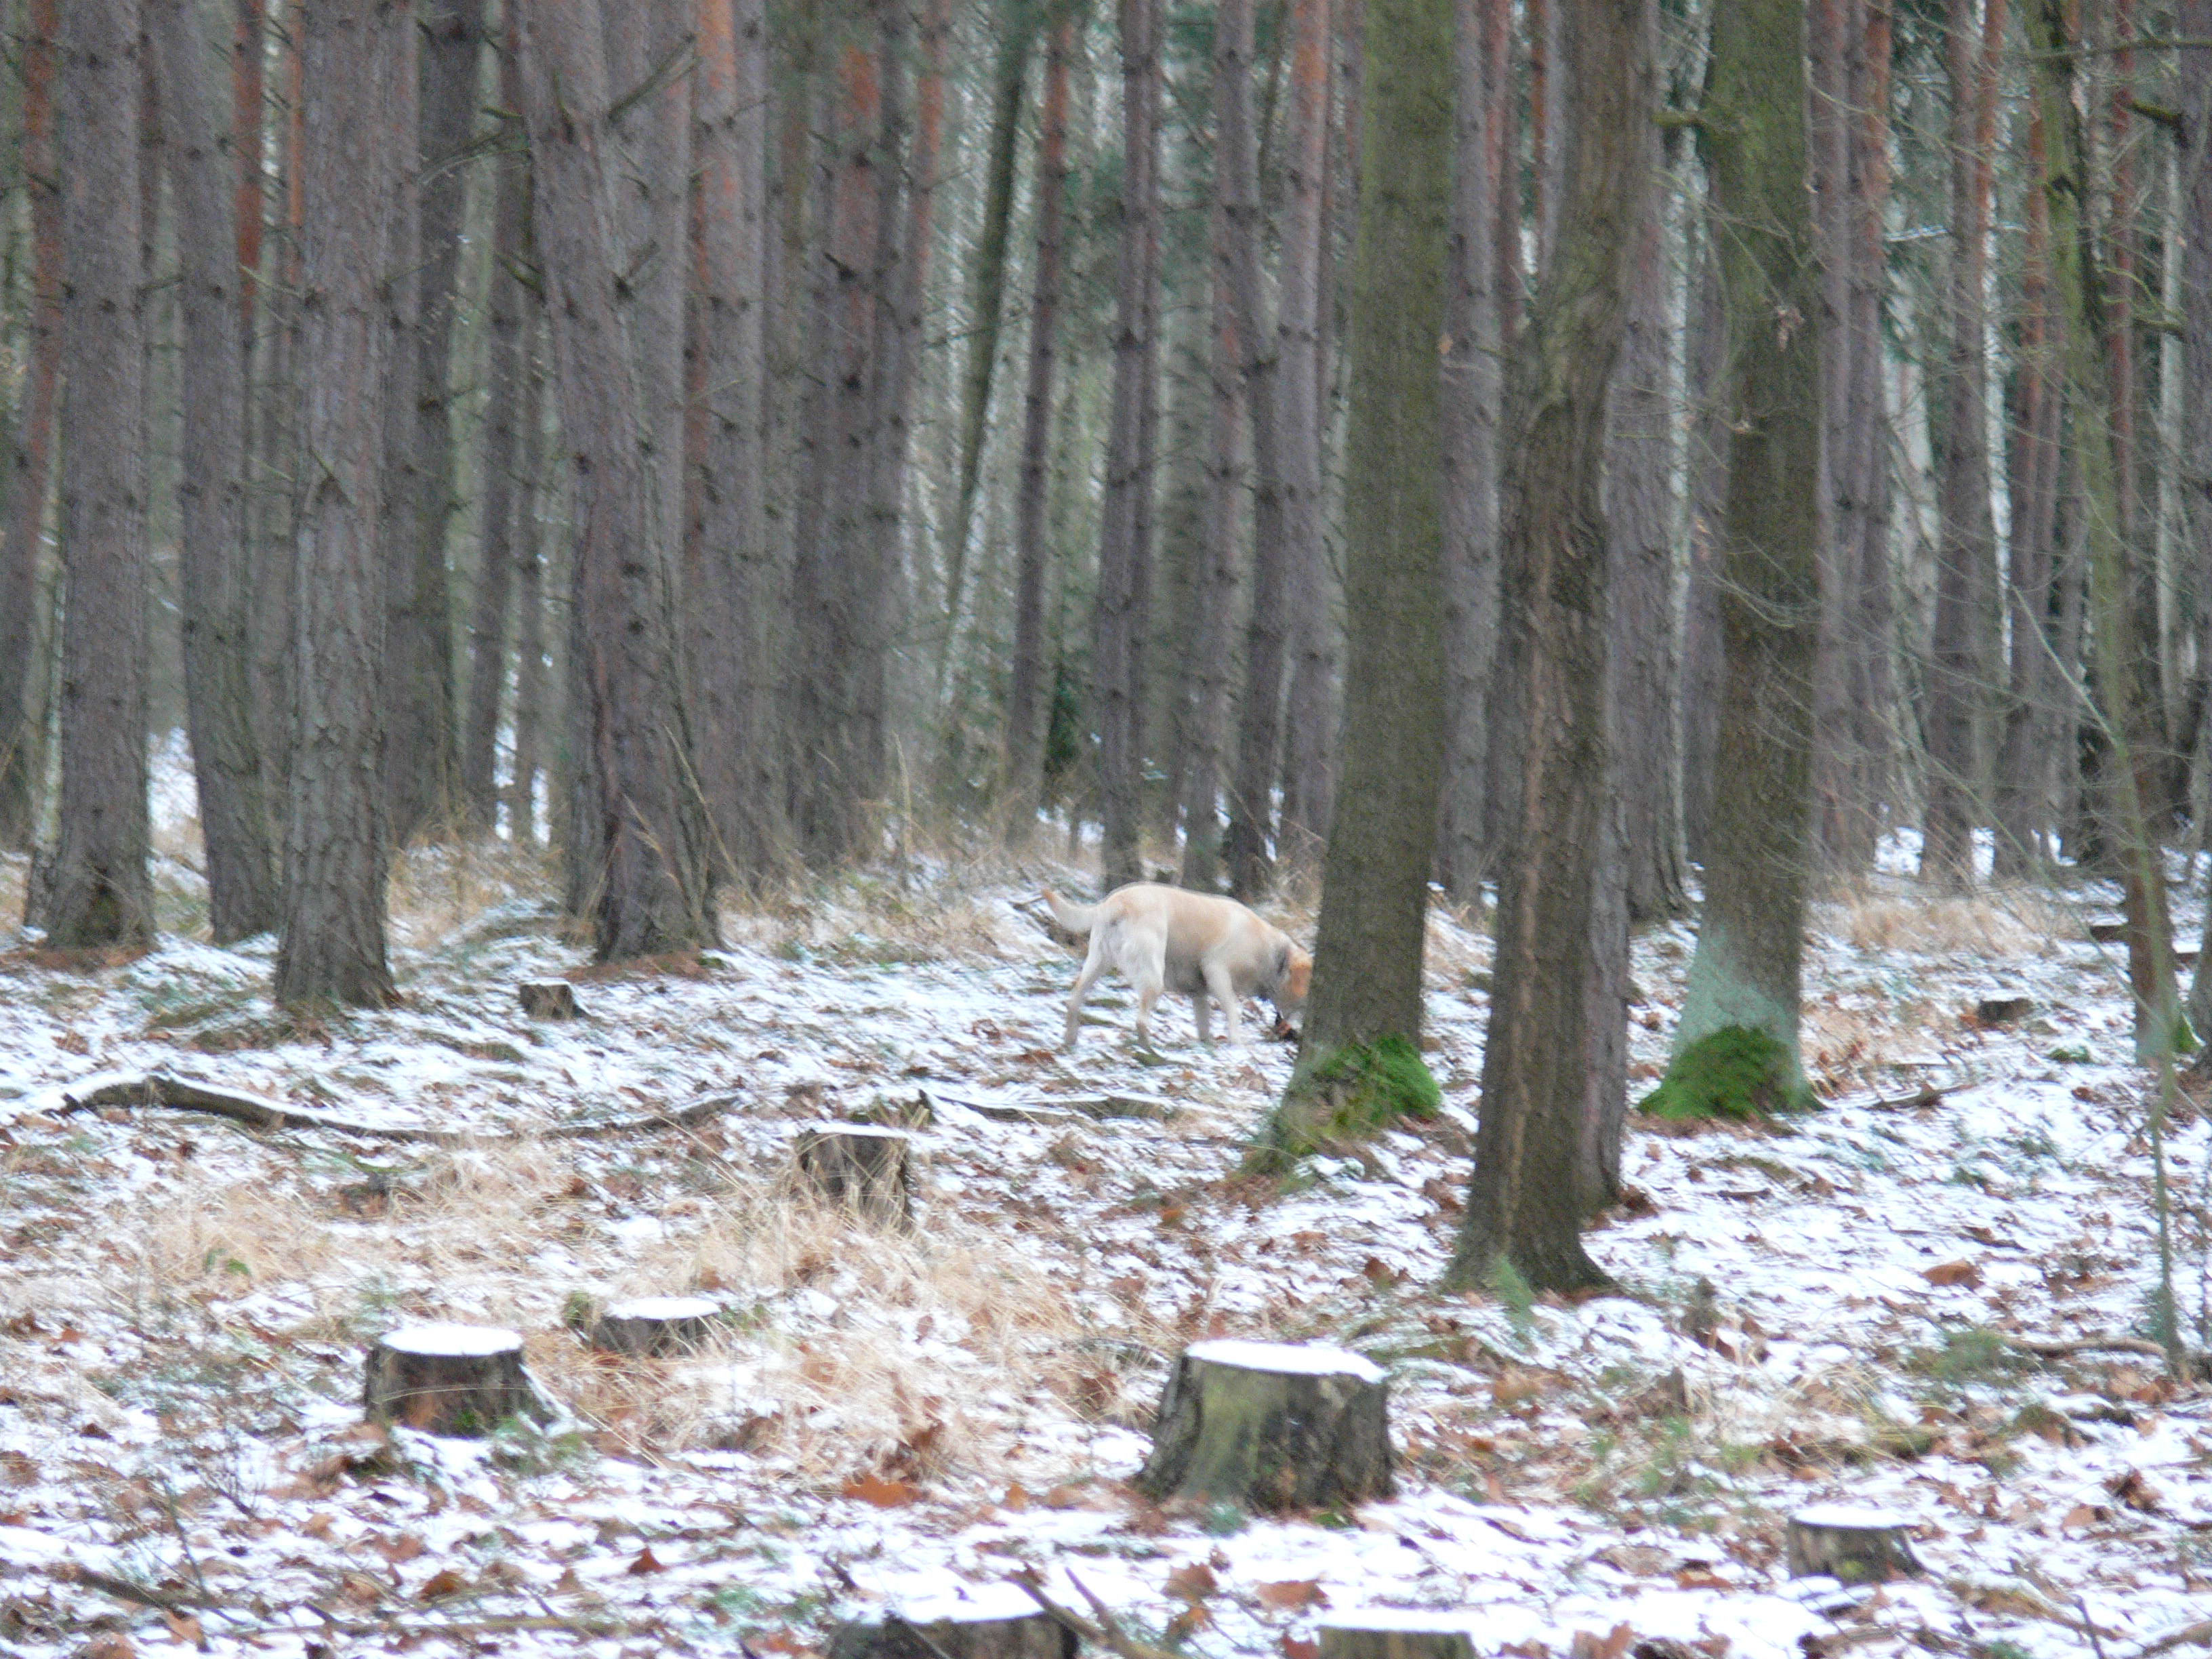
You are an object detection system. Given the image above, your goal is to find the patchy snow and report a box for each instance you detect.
[3,769,2212,1656]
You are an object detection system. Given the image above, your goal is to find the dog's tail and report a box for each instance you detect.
[1041,888,1097,935]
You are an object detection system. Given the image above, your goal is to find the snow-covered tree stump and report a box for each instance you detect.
[794,1123,913,1223]
[832,1588,1073,1659]
[363,1324,542,1436]
[1135,1338,1393,1510]
[1785,1504,1921,1582]
[1974,994,2032,1025]
[588,1296,721,1357]
[518,979,579,1019]
[1317,1612,1481,1659]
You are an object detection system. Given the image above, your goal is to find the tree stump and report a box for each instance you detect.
[832,1587,1073,1659]
[1785,1504,1921,1582]
[794,1122,914,1223]
[1135,1338,1393,1510]
[1317,1612,1482,1659]
[363,1324,543,1436]
[587,1296,722,1356]
[518,979,579,1019]
[1974,994,2033,1025]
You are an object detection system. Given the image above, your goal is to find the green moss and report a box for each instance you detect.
[1246,1035,1441,1173]
[1640,1025,1810,1121]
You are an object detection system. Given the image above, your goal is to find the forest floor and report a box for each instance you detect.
[3,776,2212,1658]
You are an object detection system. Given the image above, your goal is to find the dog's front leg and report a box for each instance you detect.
[1202,961,1243,1046]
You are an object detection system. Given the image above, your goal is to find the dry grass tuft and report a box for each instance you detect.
[386,838,560,955]
[1822,880,2066,958]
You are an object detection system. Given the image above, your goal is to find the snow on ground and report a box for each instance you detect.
[3,782,2212,1656]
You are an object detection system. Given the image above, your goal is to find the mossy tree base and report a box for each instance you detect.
[1250,1035,1439,1172]
[1642,1025,1811,1120]
[1135,1338,1394,1511]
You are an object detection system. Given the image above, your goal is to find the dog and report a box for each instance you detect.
[1042,882,1312,1051]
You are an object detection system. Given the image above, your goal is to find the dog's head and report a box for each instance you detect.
[1274,945,1313,1017]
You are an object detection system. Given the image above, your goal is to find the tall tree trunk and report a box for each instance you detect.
[2179,4,2212,1028]
[460,33,527,835]
[43,0,152,946]
[151,0,280,941]
[1004,15,1073,843]
[278,0,409,1006]
[518,0,715,958]
[1092,0,1164,890]
[1679,228,1727,863]
[1450,0,1646,1292]
[1275,0,1338,864]
[1435,0,1507,900]
[376,24,427,847]
[1666,0,1822,1086]
[1293,0,1449,1058]
[1921,0,2003,886]
[689,0,780,879]
[0,0,61,848]
[508,317,550,846]
[1806,0,1856,872]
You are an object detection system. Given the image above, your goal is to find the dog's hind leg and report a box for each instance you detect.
[1063,939,1109,1051]
[1192,989,1212,1044]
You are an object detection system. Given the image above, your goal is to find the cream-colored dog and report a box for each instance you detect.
[1044,882,1312,1050]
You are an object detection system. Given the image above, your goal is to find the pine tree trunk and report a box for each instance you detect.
[1296,0,1449,1057]
[1435,0,1506,901]
[1668,0,1822,1083]
[1092,0,1164,890]
[1450,0,1646,1292]
[460,26,527,836]
[150,0,279,942]
[276,0,408,1007]
[508,319,549,845]
[1921,0,2003,888]
[0,0,62,850]
[1004,18,1073,842]
[2179,5,2212,1028]
[1805,0,1856,873]
[518,0,714,959]
[1679,225,1726,863]
[1275,0,1338,865]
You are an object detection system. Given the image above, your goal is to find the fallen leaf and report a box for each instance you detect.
[1923,1261,1982,1288]
[1165,1561,1218,1602]
[2108,1468,2163,1512]
[1000,1483,1031,1511]
[1256,1580,1326,1612]
[82,1636,136,1659]
[371,1532,425,1565]
[840,1473,922,1508]
[1675,1568,1729,1590]
[1164,1605,1212,1642]
[1568,1624,1636,1659]
[162,1610,206,1650]
[628,1545,665,1574]
[1280,1639,1319,1659]
[417,1567,468,1601]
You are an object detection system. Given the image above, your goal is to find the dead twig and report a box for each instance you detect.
[2131,1620,2212,1658]
[1008,1568,1176,1659]
[2007,1334,2171,1361]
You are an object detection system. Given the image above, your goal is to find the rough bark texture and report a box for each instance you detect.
[689,0,780,880]
[520,0,714,960]
[0,0,62,848]
[278,0,407,1008]
[793,1124,914,1223]
[1003,18,1071,842]
[1669,0,1823,1081]
[1450,0,1645,1292]
[363,1326,541,1436]
[1294,0,1448,1057]
[151,0,280,943]
[508,321,549,844]
[1091,0,1164,890]
[1436,0,1507,899]
[2182,6,2212,1027]
[1920,0,2003,887]
[43,0,152,948]
[1679,218,1727,863]
[1134,1344,1394,1511]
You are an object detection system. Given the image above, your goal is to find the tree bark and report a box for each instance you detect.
[1004,17,1073,843]
[277,0,409,1007]
[2179,4,2212,1028]
[1091,0,1164,890]
[519,0,715,959]
[0,0,62,849]
[150,0,280,942]
[1450,0,1646,1293]
[508,317,550,844]
[689,0,781,880]
[1679,223,1727,863]
[460,24,528,835]
[1668,0,1823,1084]
[1435,0,1507,901]
[1294,0,1449,1058]
[1920,0,2003,888]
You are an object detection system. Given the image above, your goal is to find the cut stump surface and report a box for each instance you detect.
[794,1122,914,1223]
[1136,1338,1393,1511]
[364,1323,543,1436]
[1786,1504,1920,1582]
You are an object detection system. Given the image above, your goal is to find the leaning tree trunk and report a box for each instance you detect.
[277,0,407,1007]
[1665,0,1823,1088]
[1450,0,1647,1293]
[1003,16,1073,844]
[0,0,62,851]
[1091,0,1164,891]
[1293,0,1450,1059]
[1920,0,2003,888]
[518,0,714,960]
[1436,0,1506,901]
[43,0,152,948]
[150,0,280,943]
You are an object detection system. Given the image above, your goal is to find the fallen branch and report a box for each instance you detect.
[43,1071,739,1145]
[1008,1569,1175,1659]
[2007,1334,2171,1361]
[2132,1620,2212,1658]
[72,1566,216,1616]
